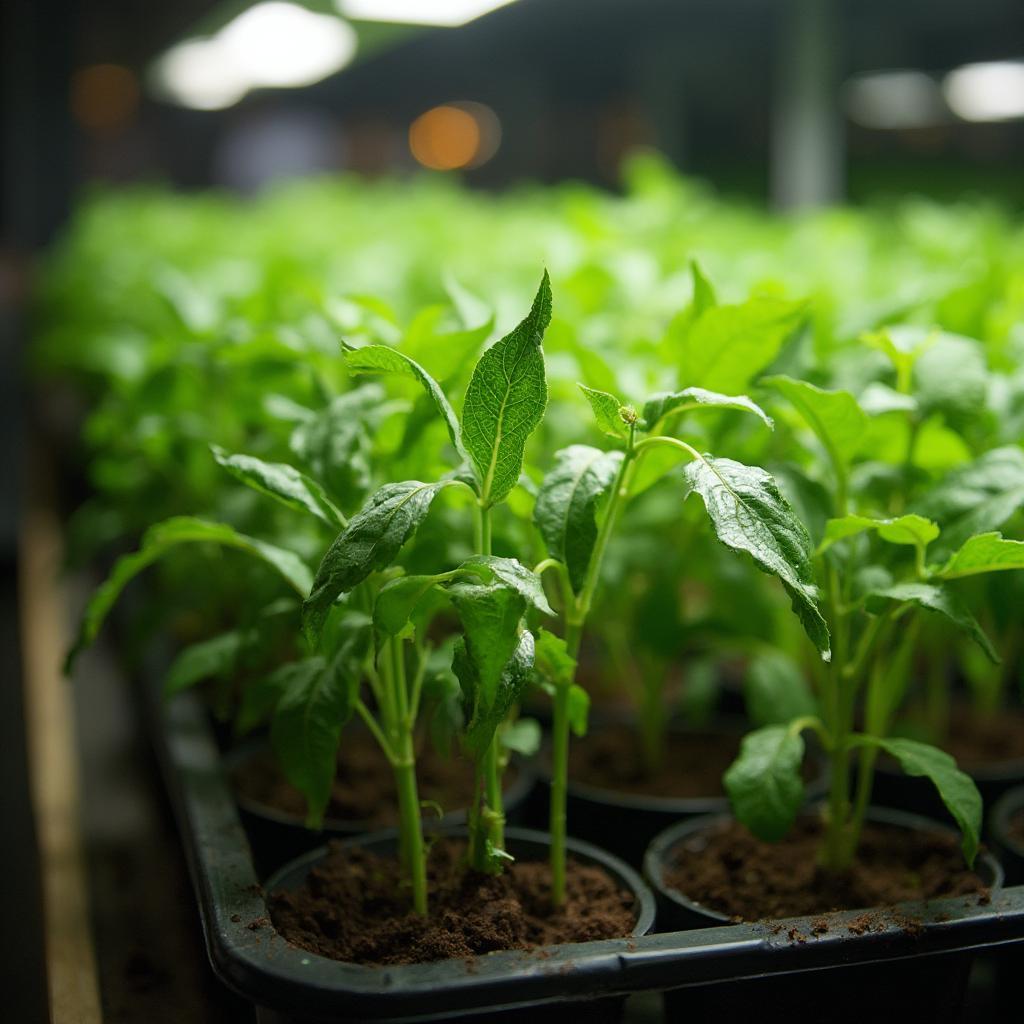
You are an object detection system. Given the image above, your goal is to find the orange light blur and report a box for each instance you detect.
[71,64,140,135]
[409,105,482,170]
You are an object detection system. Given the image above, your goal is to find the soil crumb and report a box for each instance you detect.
[270,838,637,965]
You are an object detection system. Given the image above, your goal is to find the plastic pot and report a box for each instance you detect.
[990,785,1024,885]
[256,826,655,1023]
[226,737,536,878]
[534,720,827,867]
[644,807,1005,1024]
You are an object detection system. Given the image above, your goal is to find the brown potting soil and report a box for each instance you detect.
[567,723,739,798]
[269,838,637,965]
[233,733,491,826]
[663,817,987,922]
[943,706,1024,768]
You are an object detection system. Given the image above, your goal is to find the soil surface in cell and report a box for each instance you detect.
[567,724,740,798]
[270,839,637,964]
[942,706,1024,768]
[663,817,988,921]
[233,733,496,826]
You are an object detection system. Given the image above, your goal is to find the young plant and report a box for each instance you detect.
[726,372,1023,872]
[533,344,831,906]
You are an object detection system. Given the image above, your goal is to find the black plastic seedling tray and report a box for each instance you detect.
[148,680,1024,1023]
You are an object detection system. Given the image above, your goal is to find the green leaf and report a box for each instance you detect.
[681,455,830,659]
[271,617,371,828]
[533,445,624,593]
[677,297,805,394]
[642,387,773,431]
[163,631,243,698]
[764,375,868,470]
[67,517,313,672]
[455,630,535,757]
[872,737,981,865]
[343,343,464,455]
[744,652,817,728]
[534,628,577,687]
[689,259,717,315]
[579,384,630,440]
[936,532,1024,579]
[914,447,1024,557]
[501,718,541,757]
[865,582,999,663]
[567,683,590,737]
[448,579,529,706]
[914,333,989,420]
[724,724,806,842]
[456,555,554,617]
[303,480,454,643]
[859,382,918,416]
[211,445,345,527]
[818,514,939,555]
[462,272,551,505]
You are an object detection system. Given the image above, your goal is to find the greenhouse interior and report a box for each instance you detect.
[6,0,1024,1021]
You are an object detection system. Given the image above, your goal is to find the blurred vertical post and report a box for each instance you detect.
[772,0,844,209]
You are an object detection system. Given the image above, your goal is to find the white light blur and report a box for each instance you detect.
[337,0,517,27]
[843,70,945,130]
[153,2,358,110]
[155,39,249,111]
[943,60,1024,122]
[219,3,358,88]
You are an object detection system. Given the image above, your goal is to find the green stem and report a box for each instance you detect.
[393,734,427,915]
[549,681,570,906]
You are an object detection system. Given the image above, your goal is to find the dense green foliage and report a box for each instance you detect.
[45,155,1024,906]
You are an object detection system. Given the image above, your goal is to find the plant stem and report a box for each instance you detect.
[393,733,428,915]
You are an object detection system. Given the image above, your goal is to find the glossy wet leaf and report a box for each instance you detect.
[303,479,455,642]
[682,455,830,658]
[534,445,624,593]
[462,272,551,506]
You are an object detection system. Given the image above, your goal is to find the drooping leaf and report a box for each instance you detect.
[462,272,551,505]
[578,384,630,440]
[641,387,773,432]
[865,582,998,663]
[455,630,535,757]
[682,455,831,658]
[67,517,313,672]
[303,480,455,642]
[343,343,464,455]
[271,616,371,828]
[872,738,981,865]
[211,445,345,527]
[914,446,1024,557]
[163,630,243,698]
[744,652,817,728]
[764,375,868,470]
[533,445,624,593]
[676,297,806,394]
[818,514,939,555]
[935,532,1024,579]
[724,724,806,842]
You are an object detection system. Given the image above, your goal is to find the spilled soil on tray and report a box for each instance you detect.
[269,838,637,965]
